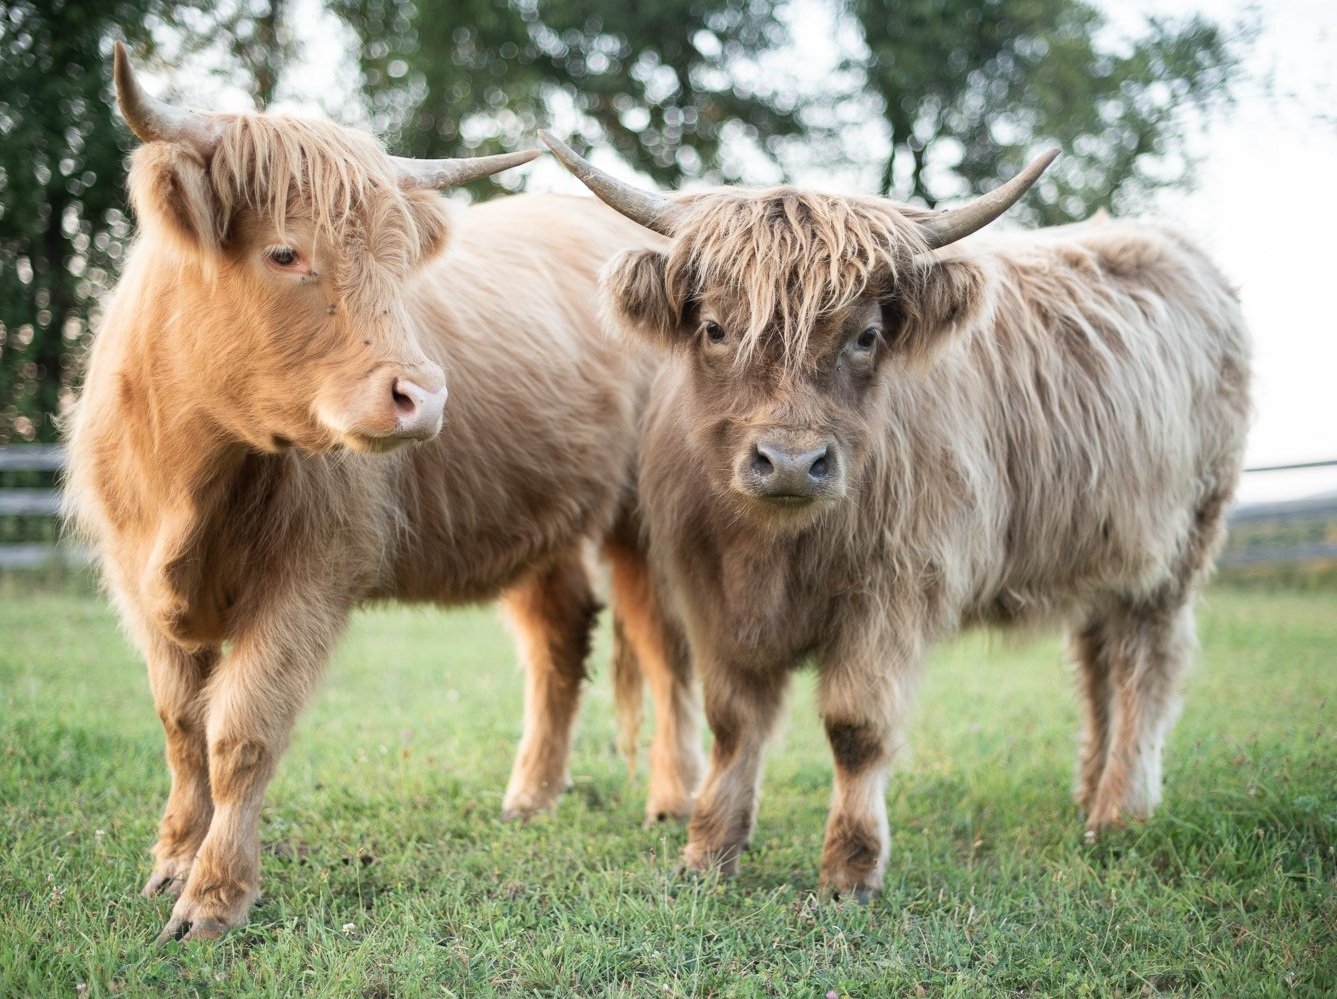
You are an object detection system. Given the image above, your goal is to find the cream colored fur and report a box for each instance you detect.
[65,113,703,941]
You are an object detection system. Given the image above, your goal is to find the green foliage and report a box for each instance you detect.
[0,1,163,441]
[1,586,1332,994]
[329,0,803,195]
[0,0,293,444]
[850,0,1242,222]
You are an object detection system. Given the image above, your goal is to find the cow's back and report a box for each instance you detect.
[878,220,1250,630]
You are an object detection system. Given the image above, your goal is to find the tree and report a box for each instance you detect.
[329,0,805,194]
[848,0,1241,223]
[0,2,153,441]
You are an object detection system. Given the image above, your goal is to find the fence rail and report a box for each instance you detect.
[2,445,1336,570]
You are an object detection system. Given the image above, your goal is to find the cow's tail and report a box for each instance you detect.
[610,612,644,775]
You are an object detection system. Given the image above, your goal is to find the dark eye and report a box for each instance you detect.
[855,327,879,351]
[703,320,726,344]
[267,246,298,267]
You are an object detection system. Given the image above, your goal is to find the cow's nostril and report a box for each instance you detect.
[809,449,829,479]
[751,446,775,477]
[392,381,416,416]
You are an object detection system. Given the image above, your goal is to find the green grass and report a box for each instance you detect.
[1,583,1333,997]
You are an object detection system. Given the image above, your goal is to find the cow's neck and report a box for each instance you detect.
[96,294,279,646]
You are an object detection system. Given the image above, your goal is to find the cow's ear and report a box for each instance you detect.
[126,143,223,255]
[881,256,988,366]
[404,189,452,263]
[601,248,684,347]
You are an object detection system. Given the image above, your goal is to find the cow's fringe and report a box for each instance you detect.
[660,189,932,373]
[210,114,421,267]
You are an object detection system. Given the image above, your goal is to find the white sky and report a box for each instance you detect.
[186,0,1337,503]
[1118,0,1337,501]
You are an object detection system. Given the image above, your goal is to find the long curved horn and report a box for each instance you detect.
[112,41,222,150]
[539,130,676,235]
[915,148,1059,249]
[390,148,542,191]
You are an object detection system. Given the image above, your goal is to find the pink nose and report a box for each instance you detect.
[391,377,448,439]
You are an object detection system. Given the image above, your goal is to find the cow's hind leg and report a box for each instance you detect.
[605,538,704,825]
[1071,617,1114,817]
[500,549,601,820]
[1078,594,1196,840]
[140,632,219,899]
[1077,481,1229,840]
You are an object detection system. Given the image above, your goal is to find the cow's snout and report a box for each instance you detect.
[319,358,448,451]
[735,437,845,502]
[391,374,448,440]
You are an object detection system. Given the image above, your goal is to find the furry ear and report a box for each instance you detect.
[126,143,223,254]
[600,249,684,348]
[404,189,452,263]
[881,256,988,366]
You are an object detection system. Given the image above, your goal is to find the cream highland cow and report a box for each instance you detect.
[543,130,1250,900]
[64,47,702,941]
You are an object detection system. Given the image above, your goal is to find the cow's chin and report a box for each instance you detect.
[270,420,417,455]
[730,489,836,533]
[316,416,434,455]
[337,432,420,455]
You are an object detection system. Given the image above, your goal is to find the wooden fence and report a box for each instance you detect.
[0,444,77,569]
[1,444,1334,570]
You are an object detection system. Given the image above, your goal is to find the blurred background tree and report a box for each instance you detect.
[0,1,168,443]
[850,0,1240,223]
[329,0,806,197]
[0,0,1245,443]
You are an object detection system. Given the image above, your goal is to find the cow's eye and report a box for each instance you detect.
[703,320,727,345]
[266,246,299,268]
[854,327,879,351]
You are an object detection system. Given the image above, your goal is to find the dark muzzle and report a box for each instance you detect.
[735,438,845,503]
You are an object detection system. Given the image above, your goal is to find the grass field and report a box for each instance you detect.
[1,582,1333,997]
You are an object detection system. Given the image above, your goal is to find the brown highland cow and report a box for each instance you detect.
[544,131,1250,900]
[63,47,703,941]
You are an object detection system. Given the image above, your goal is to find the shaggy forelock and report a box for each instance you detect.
[210,114,419,263]
[663,189,932,368]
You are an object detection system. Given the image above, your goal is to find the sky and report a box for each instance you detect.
[1115,0,1337,502]
[180,0,1337,504]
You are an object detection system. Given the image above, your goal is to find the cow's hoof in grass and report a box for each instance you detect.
[156,913,237,944]
[501,777,569,822]
[681,841,743,877]
[499,799,556,823]
[154,880,257,944]
[141,857,193,899]
[823,885,876,906]
[1083,801,1136,844]
[643,796,693,828]
[155,898,251,946]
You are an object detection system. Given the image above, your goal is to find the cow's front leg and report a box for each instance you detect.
[136,625,219,899]
[156,599,346,943]
[500,550,601,820]
[682,665,788,876]
[816,632,917,901]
